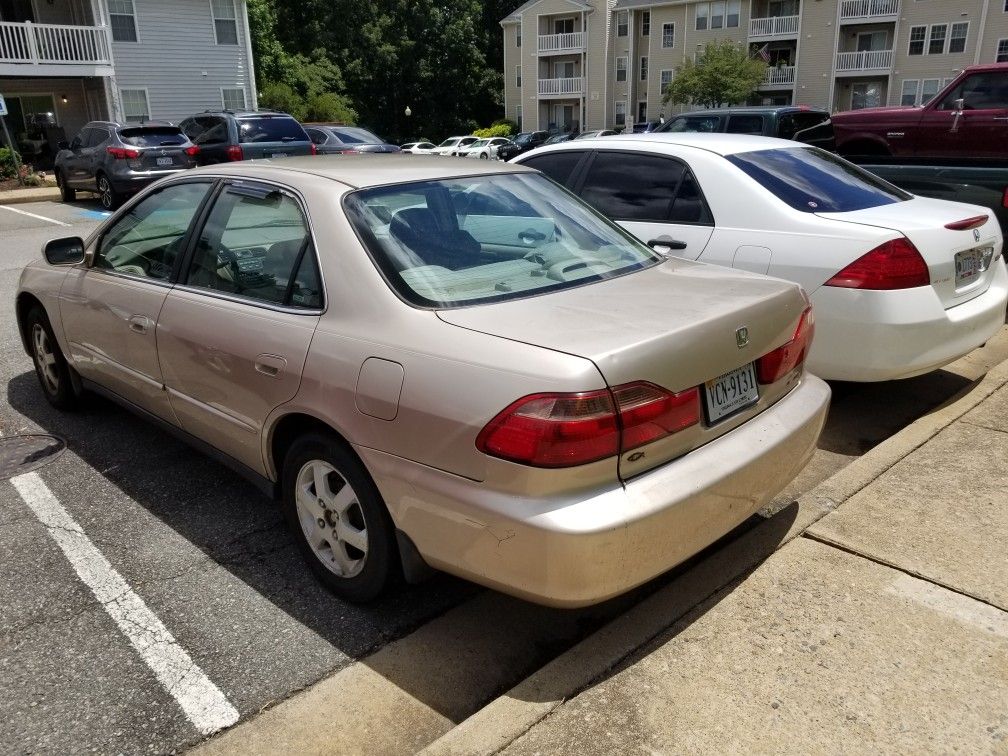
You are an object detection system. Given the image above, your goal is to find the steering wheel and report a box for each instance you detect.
[214,245,244,290]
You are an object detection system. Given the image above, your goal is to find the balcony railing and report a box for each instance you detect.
[836,49,893,72]
[538,77,584,97]
[538,32,585,54]
[0,21,111,66]
[762,65,796,86]
[839,0,899,21]
[749,15,799,38]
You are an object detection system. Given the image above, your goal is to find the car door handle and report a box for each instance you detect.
[255,353,287,377]
[647,236,689,251]
[128,315,152,333]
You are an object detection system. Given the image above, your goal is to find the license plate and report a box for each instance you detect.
[954,247,992,288]
[271,152,287,159]
[155,156,173,166]
[704,363,759,424]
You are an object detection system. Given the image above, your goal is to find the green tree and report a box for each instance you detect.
[663,40,766,109]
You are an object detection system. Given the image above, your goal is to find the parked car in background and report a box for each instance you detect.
[179,110,315,165]
[543,132,579,145]
[575,129,618,140]
[632,121,663,133]
[17,155,829,606]
[516,134,1007,382]
[496,130,549,161]
[401,141,436,154]
[655,107,834,151]
[461,137,512,159]
[430,136,480,156]
[304,125,399,154]
[54,121,199,210]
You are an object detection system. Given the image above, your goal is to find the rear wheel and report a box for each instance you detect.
[96,174,121,211]
[27,307,78,410]
[282,432,396,602]
[479,153,488,159]
[56,170,75,202]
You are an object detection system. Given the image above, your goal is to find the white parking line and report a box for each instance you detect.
[0,204,71,226]
[10,471,239,735]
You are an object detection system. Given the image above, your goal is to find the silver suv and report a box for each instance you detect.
[55,121,199,210]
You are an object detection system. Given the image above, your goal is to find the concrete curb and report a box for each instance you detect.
[0,187,60,205]
[419,359,1008,756]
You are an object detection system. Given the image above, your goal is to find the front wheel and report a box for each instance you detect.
[479,153,488,159]
[56,171,76,202]
[27,307,78,410]
[282,433,397,602]
[96,174,121,211]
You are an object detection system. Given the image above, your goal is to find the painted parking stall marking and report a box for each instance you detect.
[0,204,71,226]
[10,471,239,736]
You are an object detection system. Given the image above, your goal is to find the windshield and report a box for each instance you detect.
[438,138,460,147]
[238,117,309,143]
[514,132,533,144]
[344,173,662,308]
[118,126,186,146]
[330,127,383,144]
[471,139,489,148]
[726,147,911,213]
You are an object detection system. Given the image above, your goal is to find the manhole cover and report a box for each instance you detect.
[0,434,66,479]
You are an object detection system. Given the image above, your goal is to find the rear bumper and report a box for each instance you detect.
[358,374,831,607]
[107,166,192,193]
[808,259,1008,382]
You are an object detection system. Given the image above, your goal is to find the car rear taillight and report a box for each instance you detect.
[476,382,700,467]
[1002,187,1008,209]
[184,145,199,157]
[824,237,929,291]
[309,143,318,156]
[226,145,243,161]
[756,307,814,384]
[106,146,140,159]
[944,215,988,231]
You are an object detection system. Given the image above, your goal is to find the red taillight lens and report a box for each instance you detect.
[106,146,140,159]
[756,307,815,384]
[475,390,618,468]
[612,381,699,451]
[184,145,199,157]
[310,143,318,155]
[226,145,243,161]
[825,237,929,290]
[944,215,988,231]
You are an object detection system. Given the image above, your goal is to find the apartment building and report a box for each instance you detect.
[502,0,1008,131]
[1,0,256,144]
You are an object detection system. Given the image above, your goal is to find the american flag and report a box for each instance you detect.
[755,44,771,63]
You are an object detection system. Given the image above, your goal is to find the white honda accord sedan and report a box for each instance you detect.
[515,134,1008,382]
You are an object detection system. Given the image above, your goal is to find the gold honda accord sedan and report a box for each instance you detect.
[16,156,830,607]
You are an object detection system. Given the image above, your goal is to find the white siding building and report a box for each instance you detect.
[0,0,256,145]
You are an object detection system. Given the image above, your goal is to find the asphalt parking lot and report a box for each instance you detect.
[2,200,1006,754]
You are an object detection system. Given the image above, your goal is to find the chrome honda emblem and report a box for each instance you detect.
[736,327,749,349]
[974,228,981,242]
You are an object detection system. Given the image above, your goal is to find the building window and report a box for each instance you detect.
[949,22,968,54]
[516,65,521,87]
[614,100,626,126]
[617,11,628,37]
[921,79,941,105]
[928,24,947,55]
[662,22,675,48]
[221,87,246,110]
[901,79,919,106]
[998,39,1008,63]
[660,69,674,92]
[638,101,648,122]
[616,56,627,82]
[640,56,648,81]
[120,89,149,123]
[726,0,740,28]
[516,105,522,128]
[516,27,521,47]
[696,3,708,30]
[210,0,238,45]
[908,26,926,56]
[711,1,725,29]
[642,11,650,36]
[108,0,138,42]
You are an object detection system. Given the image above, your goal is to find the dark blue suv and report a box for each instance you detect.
[179,110,315,164]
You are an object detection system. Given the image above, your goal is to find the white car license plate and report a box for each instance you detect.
[704,363,759,424]
[271,152,287,159]
[954,247,991,288]
[156,156,173,166]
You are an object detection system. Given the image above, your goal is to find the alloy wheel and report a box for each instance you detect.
[98,177,113,209]
[32,323,59,394]
[295,459,369,578]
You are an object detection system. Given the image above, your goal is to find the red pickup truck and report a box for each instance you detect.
[832,63,1008,231]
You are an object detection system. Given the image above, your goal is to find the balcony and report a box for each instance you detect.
[749,15,799,39]
[839,0,898,24]
[0,21,113,77]
[538,77,584,98]
[760,65,796,88]
[538,32,585,55]
[836,49,893,74]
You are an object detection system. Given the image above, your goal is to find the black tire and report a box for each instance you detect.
[282,432,397,602]
[56,170,75,202]
[479,153,488,159]
[26,306,79,411]
[96,173,121,211]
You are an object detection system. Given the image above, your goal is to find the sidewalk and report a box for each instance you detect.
[0,186,60,205]
[426,359,1008,755]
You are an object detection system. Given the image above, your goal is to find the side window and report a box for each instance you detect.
[89,128,111,147]
[521,151,586,187]
[186,185,320,308]
[579,152,684,222]
[196,118,228,145]
[669,170,714,225]
[96,182,211,280]
[726,115,765,134]
[181,119,203,140]
[71,129,90,150]
[306,128,327,145]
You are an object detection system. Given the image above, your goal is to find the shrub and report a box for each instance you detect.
[472,123,513,138]
[491,118,519,133]
[0,147,22,180]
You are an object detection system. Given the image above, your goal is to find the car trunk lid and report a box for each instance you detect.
[117,126,194,171]
[237,116,314,160]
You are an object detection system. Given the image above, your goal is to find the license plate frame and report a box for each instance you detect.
[270,152,288,159]
[954,246,992,289]
[703,362,760,425]
[155,156,173,167]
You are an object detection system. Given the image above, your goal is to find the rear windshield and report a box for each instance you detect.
[330,127,383,144]
[238,117,308,143]
[343,173,661,308]
[726,147,911,213]
[118,126,186,146]
[660,115,723,133]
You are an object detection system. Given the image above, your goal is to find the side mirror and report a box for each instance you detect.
[57,140,70,151]
[43,236,85,265]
